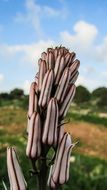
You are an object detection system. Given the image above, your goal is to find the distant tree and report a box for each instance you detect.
[0,93,9,99]
[74,85,91,104]
[10,88,24,99]
[92,87,107,98]
[21,95,29,109]
[97,88,107,107]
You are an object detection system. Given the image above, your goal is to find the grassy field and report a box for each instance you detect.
[0,105,107,189]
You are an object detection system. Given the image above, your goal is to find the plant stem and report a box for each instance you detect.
[38,159,48,190]
[37,145,49,190]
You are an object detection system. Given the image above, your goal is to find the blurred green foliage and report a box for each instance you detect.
[66,112,107,127]
[74,85,91,104]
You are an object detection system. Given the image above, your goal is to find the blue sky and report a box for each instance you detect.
[0,0,107,93]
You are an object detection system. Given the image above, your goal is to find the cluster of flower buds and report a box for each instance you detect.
[7,147,27,190]
[26,46,80,187]
[7,46,80,190]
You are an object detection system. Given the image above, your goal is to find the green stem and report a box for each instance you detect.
[37,145,49,190]
[38,159,48,190]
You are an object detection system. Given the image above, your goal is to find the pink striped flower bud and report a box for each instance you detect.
[42,98,58,146]
[70,59,80,79]
[27,82,38,133]
[41,52,47,62]
[38,60,47,91]
[69,70,79,84]
[46,51,55,70]
[26,112,41,159]
[39,70,54,107]
[28,82,38,119]
[54,55,65,85]
[54,47,59,61]
[60,84,76,117]
[65,52,76,67]
[48,133,74,188]
[35,72,39,84]
[55,67,71,103]
[7,147,27,190]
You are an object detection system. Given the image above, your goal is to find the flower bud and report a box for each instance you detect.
[42,98,58,146]
[41,52,47,61]
[27,82,38,133]
[26,112,41,159]
[55,67,71,103]
[54,47,59,61]
[70,59,80,77]
[46,51,55,70]
[59,84,76,117]
[58,47,65,56]
[35,72,39,84]
[65,52,76,67]
[38,60,47,91]
[48,133,74,188]
[57,124,65,144]
[69,70,79,84]
[54,55,65,85]
[28,82,38,119]
[39,70,54,107]
[7,147,27,190]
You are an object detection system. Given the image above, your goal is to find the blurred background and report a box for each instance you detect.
[0,0,107,189]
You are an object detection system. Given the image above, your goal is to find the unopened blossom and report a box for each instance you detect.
[26,112,41,159]
[54,55,65,85]
[42,98,58,146]
[48,133,74,189]
[38,59,47,91]
[38,70,54,107]
[7,147,27,190]
[28,82,38,119]
[55,67,71,103]
[27,82,38,133]
[59,84,76,117]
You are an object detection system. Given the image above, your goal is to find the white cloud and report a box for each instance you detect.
[102,71,107,77]
[60,21,98,53]
[23,80,31,94]
[0,74,4,83]
[15,0,68,36]
[95,36,107,63]
[0,40,54,66]
[60,20,107,66]
[82,66,95,75]
[76,75,102,91]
